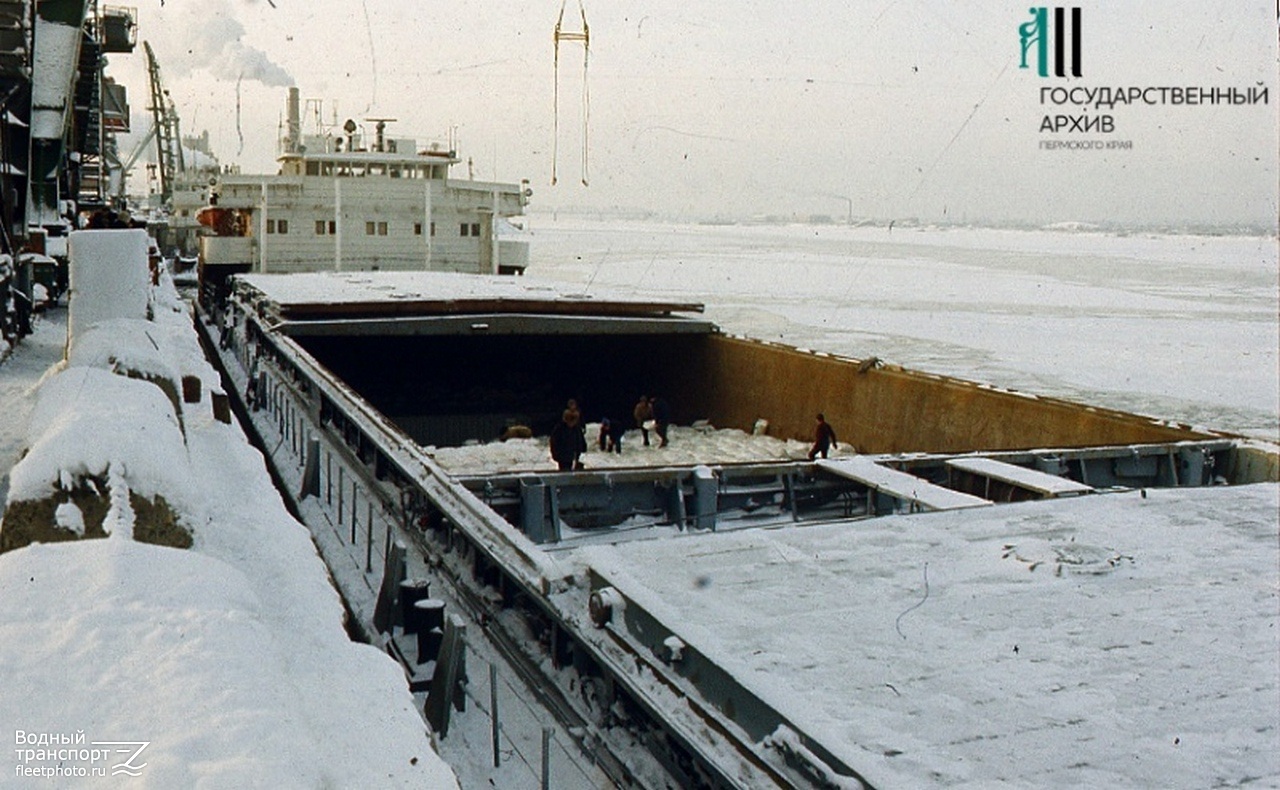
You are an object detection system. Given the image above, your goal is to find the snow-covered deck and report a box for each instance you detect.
[574,484,1280,788]
[236,270,706,320]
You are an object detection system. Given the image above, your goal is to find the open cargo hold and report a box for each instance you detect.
[231,271,1272,483]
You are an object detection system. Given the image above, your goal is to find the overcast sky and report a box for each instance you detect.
[109,1,1278,227]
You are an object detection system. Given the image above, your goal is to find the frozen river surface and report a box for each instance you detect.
[524,219,1279,441]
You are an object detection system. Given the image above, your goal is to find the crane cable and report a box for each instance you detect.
[552,0,589,186]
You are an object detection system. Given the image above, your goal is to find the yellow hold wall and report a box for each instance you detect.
[677,334,1216,455]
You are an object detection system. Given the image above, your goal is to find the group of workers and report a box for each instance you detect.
[548,395,672,471]
[545,395,840,471]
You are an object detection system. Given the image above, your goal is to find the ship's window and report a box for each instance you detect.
[278,219,289,234]
[430,222,436,237]
[414,223,422,236]
[377,222,388,236]
[315,220,326,235]
[460,223,469,237]
[471,223,481,237]
[366,221,376,235]
[266,219,277,234]
[328,220,336,234]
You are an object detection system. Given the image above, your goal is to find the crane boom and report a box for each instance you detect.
[143,40,184,207]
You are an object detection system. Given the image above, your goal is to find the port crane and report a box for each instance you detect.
[142,39,185,208]
[0,1,135,344]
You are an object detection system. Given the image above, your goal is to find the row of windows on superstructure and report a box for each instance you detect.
[301,161,449,179]
[263,219,485,237]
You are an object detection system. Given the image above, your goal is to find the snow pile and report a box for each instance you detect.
[68,318,182,385]
[1,539,455,788]
[18,367,188,490]
[2,235,206,554]
[66,267,225,422]
[430,423,833,476]
[2,367,194,551]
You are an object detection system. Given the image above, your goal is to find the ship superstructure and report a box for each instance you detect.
[197,87,531,299]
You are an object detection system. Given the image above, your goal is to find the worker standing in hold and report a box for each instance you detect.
[633,395,653,447]
[808,413,839,460]
[550,399,587,470]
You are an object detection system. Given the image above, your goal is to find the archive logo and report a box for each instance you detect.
[1019,7,1082,78]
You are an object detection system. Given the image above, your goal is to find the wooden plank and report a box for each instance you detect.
[945,457,1094,497]
[816,458,991,511]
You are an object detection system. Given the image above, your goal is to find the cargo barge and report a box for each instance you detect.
[200,267,1275,788]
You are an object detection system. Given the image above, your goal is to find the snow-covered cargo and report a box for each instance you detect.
[1,367,194,553]
[67,229,150,343]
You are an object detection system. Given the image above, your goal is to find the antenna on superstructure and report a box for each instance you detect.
[552,0,590,186]
[303,98,324,136]
[364,118,397,152]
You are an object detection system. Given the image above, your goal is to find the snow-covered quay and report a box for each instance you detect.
[0,231,456,787]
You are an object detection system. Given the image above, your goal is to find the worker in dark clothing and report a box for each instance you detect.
[550,399,587,470]
[598,418,624,453]
[808,413,839,460]
[633,395,653,447]
[651,396,671,448]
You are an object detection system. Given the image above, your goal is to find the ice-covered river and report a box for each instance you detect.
[523,218,1279,441]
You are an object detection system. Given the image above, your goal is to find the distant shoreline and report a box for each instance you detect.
[523,209,1279,239]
